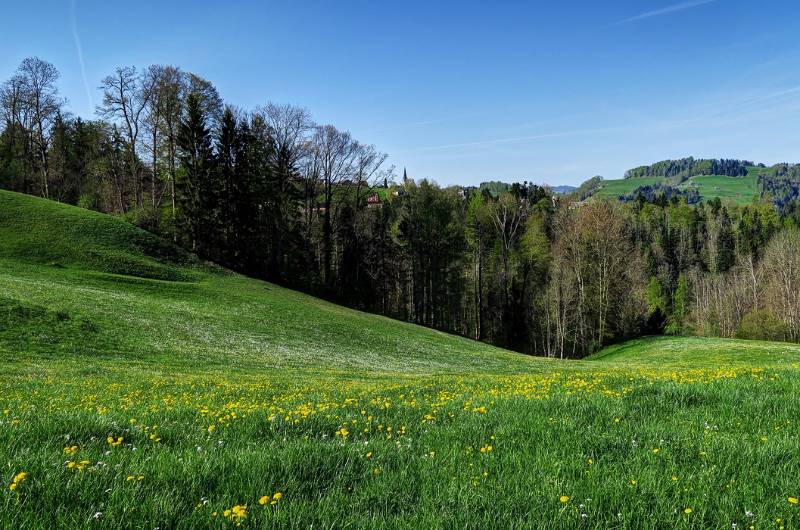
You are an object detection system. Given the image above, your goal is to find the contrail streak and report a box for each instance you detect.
[615,0,717,24]
[70,0,93,115]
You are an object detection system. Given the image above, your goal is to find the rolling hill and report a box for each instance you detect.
[581,158,800,205]
[590,174,759,205]
[0,189,536,375]
[2,190,800,529]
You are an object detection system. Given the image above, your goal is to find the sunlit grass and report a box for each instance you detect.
[2,361,800,528]
[2,189,800,528]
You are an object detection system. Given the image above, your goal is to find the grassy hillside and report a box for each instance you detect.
[0,190,533,375]
[0,190,197,281]
[590,176,663,199]
[589,174,758,205]
[588,335,800,368]
[2,190,800,529]
[677,174,758,204]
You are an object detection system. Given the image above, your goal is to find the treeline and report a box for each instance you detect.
[624,157,752,180]
[755,164,800,212]
[621,183,701,205]
[4,57,800,357]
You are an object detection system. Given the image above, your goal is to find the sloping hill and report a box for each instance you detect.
[3,190,800,529]
[0,190,196,281]
[588,335,800,368]
[0,189,539,375]
[590,175,758,204]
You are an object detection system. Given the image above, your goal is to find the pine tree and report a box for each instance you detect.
[715,207,736,273]
[176,93,215,253]
[216,107,240,262]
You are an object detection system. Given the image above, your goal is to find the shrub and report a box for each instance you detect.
[736,308,788,341]
[77,193,97,210]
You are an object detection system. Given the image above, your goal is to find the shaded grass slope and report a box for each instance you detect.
[0,189,537,375]
[0,190,197,281]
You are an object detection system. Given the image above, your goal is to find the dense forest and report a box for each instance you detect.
[624,157,752,180]
[3,57,800,358]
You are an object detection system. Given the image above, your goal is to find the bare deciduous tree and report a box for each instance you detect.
[1,58,64,198]
[98,66,151,210]
[307,125,360,286]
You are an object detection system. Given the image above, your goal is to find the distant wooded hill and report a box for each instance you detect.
[578,157,800,208]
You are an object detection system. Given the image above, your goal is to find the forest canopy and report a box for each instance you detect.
[3,57,800,358]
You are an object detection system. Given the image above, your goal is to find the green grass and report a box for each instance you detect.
[2,190,800,528]
[678,175,758,205]
[587,335,800,368]
[590,177,664,199]
[590,175,758,205]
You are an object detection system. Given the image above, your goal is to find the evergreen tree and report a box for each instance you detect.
[715,207,736,273]
[176,93,215,253]
[215,107,240,263]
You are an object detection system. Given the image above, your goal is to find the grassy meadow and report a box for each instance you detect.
[2,190,800,528]
[592,174,758,205]
[590,177,663,200]
[678,175,759,205]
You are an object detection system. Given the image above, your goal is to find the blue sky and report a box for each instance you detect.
[2,0,800,186]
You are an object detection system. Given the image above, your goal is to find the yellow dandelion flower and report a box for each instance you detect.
[9,471,27,491]
[335,427,349,438]
[559,495,570,503]
[684,508,692,514]
[789,497,798,505]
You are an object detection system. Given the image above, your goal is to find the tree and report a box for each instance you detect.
[155,66,185,223]
[307,125,359,288]
[98,66,151,210]
[465,191,489,340]
[20,58,64,199]
[176,93,215,252]
[714,207,736,273]
[489,192,528,339]
[0,58,64,198]
[668,273,690,334]
[141,65,170,212]
[215,106,240,261]
[759,228,800,341]
[259,103,312,280]
[646,276,667,330]
[185,73,223,126]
